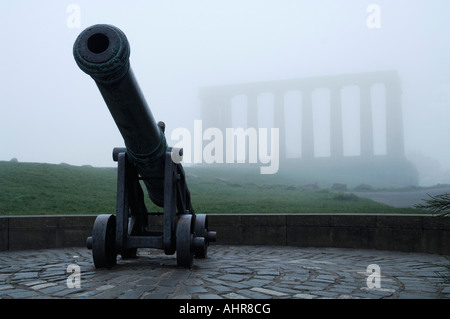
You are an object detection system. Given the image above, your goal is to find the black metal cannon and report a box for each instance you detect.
[73,24,216,268]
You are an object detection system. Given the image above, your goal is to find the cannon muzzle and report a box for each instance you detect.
[73,24,166,206]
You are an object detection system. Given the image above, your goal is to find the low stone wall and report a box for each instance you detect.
[0,214,448,255]
[210,214,450,255]
[0,215,96,251]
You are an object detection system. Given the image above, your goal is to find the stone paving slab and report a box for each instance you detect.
[0,245,448,299]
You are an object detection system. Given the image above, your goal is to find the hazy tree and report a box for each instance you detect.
[415,193,450,217]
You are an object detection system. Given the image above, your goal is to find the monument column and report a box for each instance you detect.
[274,90,286,160]
[219,94,232,134]
[360,83,374,157]
[385,79,404,158]
[330,85,343,158]
[301,88,314,159]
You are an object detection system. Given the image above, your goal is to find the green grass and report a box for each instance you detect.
[0,161,116,215]
[0,161,426,216]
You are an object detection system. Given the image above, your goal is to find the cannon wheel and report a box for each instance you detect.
[92,214,117,269]
[194,214,209,258]
[176,214,194,268]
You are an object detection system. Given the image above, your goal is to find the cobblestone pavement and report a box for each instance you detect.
[0,245,448,299]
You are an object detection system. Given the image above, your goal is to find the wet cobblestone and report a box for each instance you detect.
[0,245,448,299]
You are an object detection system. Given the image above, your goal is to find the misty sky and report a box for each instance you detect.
[0,1,449,185]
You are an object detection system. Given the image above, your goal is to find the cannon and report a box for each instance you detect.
[73,24,216,268]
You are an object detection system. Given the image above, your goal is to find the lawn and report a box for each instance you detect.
[0,161,425,216]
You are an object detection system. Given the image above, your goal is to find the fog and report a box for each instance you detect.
[1,0,449,186]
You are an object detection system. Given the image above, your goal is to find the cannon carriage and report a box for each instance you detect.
[73,24,216,268]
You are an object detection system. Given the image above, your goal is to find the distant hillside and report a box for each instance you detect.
[0,161,425,216]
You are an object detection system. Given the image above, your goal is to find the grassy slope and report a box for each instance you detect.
[0,161,425,216]
[0,161,117,215]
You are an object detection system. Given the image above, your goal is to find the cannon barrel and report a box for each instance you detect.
[73,24,166,206]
